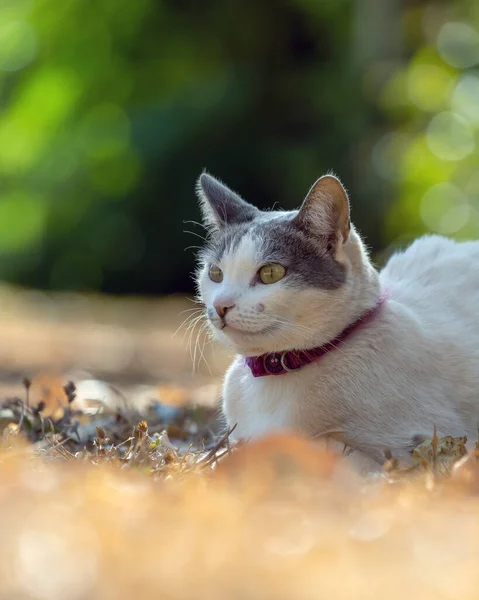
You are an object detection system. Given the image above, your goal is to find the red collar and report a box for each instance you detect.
[245,293,387,378]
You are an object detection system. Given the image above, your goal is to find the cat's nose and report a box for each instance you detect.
[214,297,235,318]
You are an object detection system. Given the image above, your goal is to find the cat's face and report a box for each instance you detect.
[195,173,351,356]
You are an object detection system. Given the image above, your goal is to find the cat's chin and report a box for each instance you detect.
[212,323,285,356]
[224,323,279,336]
[210,319,280,337]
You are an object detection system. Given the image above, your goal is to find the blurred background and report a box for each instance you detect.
[0,0,478,396]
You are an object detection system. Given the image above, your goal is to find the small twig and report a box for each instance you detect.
[47,418,55,435]
[114,437,134,451]
[17,400,26,431]
[196,424,237,467]
[23,378,31,409]
[47,435,75,455]
[205,446,231,467]
[179,443,194,467]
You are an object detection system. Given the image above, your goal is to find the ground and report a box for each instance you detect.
[0,285,478,600]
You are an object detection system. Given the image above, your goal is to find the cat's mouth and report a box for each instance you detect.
[220,322,279,336]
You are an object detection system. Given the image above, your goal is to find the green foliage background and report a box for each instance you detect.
[0,0,478,294]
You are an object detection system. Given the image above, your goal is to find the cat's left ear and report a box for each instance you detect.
[196,172,259,230]
[294,174,350,250]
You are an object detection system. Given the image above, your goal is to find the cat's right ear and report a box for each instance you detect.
[294,174,351,251]
[196,172,259,230]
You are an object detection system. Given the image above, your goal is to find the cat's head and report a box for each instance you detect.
[195,172,374,356]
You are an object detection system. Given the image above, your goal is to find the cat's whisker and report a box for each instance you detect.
[191,319,205,373]
[173,309,204,340]
[178,307,205,316]
[186,296,205,306]
[184,314,206,356]
[187,316,205,370]
[193,318,213,374]
[195,320,213,375]
[183,219,208,232]
[183,229,208,242]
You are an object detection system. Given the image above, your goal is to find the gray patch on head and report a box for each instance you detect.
[257,214,346,289]
[199,210,346,290]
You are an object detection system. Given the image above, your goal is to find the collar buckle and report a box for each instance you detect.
[280,351,300,372]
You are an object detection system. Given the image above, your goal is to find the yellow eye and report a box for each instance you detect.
[259,263,286,284]
[208,265,223,283]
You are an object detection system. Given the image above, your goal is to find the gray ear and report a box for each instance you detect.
[294,174,350,249]
[196,172,259,229]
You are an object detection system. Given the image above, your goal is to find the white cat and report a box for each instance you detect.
[195,172,479,470]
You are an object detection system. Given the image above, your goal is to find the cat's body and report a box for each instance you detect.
[223,234,479,466]
[195,172,479,469]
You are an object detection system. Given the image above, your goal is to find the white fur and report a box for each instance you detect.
[200,227,479,469]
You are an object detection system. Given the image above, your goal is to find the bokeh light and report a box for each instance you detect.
[0,20,36,72]
[407,63,453,112]
[437,22,479,69]
[372,132,410,182]
[426,112,475,161]
[420,183,470,235]
[451,74,479,125]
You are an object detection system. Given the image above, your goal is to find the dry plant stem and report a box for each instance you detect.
[179,443,194,467]
[16,400,26,431]
[23,378,31,409]
[196,424,237,468]
[115,437,134,451]
[48,436,76,456]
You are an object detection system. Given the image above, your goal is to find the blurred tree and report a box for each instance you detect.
[373,0,479,261]
[0,0,476,294]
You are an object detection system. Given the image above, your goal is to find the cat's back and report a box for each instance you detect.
[379,234,479,332]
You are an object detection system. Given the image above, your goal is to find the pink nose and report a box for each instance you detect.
[213,297,236,319]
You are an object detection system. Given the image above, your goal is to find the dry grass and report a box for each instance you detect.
[1,377,479,600]
[0,288,478,599]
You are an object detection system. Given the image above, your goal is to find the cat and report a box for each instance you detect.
[195,171,479,470]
